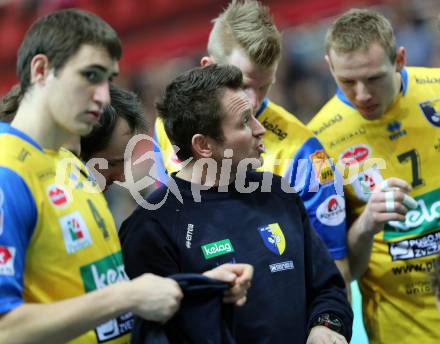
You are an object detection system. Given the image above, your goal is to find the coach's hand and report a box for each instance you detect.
[306,326,347,344]
[204,263,253,306]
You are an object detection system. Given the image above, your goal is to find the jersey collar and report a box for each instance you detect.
[255,97,269,118]
[336,68,408,109]
[0,122,43,152]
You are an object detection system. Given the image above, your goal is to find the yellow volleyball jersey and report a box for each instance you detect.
[153,99,348,260]
[308,67,440,343]
[0,124,131,343]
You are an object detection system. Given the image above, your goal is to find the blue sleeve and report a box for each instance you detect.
[286,137,347,260]
[152,127,170,186]
[0,167,37,313]
[301,199,353,341]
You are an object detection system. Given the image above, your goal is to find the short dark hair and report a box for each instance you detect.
[17,8,122,94]
[155,64,243,161]
[0,84,22,123]
[80,83,147,161]
[325,8,397,63]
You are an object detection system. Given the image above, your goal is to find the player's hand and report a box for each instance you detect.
[128,273,183,322]
[306,326,347,344]
[203,263,253,306]
[359,177,417,236]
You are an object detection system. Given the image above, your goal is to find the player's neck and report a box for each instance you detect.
[11,95,72,151]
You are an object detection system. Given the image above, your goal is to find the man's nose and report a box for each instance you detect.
[93,82,110,107]
[355,82,372,103]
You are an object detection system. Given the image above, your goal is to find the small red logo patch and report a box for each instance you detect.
[47,185,69,208]
[339,145,371,166]
[0,246,12,265]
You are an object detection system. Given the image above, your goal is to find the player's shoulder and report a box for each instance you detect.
[262,100,315,142]
[406,65,440,77]
[264,101,309,129]
[308,95,361,146]
[405,66,440,93]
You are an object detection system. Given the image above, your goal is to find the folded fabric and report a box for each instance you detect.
[130,273,236,344]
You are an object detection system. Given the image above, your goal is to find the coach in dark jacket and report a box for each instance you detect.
[121,65,353,344]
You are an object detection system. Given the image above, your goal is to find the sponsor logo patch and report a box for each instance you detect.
[185,224,194,249]
[0,187,4,236]
[389,231,440,261]
[47,184,69,208]
[17,148,30,162]
[312,114,343,136]
[59,211,93,254]
[384,189,440,240]
[258,223,286,256]
[419,98,440,128]
[0,246,15,276]
[386,121,407,140]
[316,195,346,226]
[328,127,367,149]
[37,169,56,181]
[352,168,383,202]
[269,260,294,273]
[261,118,288,141]
[309,150,334,185]
[201,239,234,260]
[405,280,433,296]
[338,144,371,166]
[80,252,133,342]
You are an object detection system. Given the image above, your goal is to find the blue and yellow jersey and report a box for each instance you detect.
[0,123,132,343]
[308,67,440,343]
[153,98,347,260]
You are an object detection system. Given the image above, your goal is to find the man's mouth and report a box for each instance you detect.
[257,143,265,154]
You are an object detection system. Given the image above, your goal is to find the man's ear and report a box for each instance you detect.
[395,47,406,72]
[191,134,212,158]
[200,55,215,67]
[30,54,51,85]
[325,54,335,75]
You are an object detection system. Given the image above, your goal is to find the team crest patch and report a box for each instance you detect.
[351,168,384,202]
[0,245,15,276]
[47,184,70,208]
[309,150,334,185]
[316,195,346,226]
[258,223,286,256]
[338,144,371,166]
[0,187,4,236]
[419,98,440,127]
[59,211,93,254]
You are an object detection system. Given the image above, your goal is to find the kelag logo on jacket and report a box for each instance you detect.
[258,223,286,256]
[201,239,235,260]
[80,252,133,342]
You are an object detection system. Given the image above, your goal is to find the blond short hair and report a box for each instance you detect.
[207,0,281,68]
[325,8,397,62]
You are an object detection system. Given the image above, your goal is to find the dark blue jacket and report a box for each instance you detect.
[121,172,352,343]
